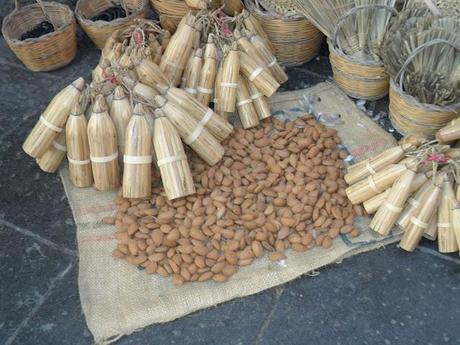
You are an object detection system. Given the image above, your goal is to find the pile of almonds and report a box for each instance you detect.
[105,115,364,285]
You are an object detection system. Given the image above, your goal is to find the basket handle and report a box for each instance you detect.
[395,39,460,90]
[14,0,57,30]
[333,4,398,49]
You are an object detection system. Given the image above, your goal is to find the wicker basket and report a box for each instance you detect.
[150,0,189,33]
[1,0,77,72]
[328,5,397,100]
[244,0,323,66]
[329,40,389,101]
[389,81,460,137]
[76,0,149,49]
[389,39,460,137]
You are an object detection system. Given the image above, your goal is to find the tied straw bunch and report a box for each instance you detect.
[345,118,460,254]
[21,10,287,202]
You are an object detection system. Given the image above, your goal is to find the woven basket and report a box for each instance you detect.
[389,81,460,137]
[328,5,397,100]
[1,0,77,72]
[150,0,189,33]
[76,0,149,49]
[329,40,389,101]
[244,0,323,66]
[389,39,460,137]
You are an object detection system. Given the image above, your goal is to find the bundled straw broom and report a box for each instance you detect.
[197,36,218,107]
[36,132,67,173]
[153,109,196,200]
[23,77,85,158]
[66,103,93,188]
[236,75,260,129]
[110,86,132,162]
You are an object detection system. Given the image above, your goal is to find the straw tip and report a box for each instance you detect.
[153,95,167,107]
[133,103,145,115]
[93,95,108,113]
[113,86,126,99]
[72,78,85,91]
[71,102,82,116]
[156,83,169,95]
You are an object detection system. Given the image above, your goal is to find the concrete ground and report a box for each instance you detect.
[1,29,460,345]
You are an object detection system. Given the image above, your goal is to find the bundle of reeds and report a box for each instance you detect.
[346,132,460,254]
[66,103,93,188]
[236,76,260,129]
[197,36,218,107]
[87,95,120,191]
[153,109,196,200]
[23,77,85,158]
[110,86,132,162]
[36,132,67,173]
[123,104,152,198]
[381,6,460,136]
[183,48,203,97]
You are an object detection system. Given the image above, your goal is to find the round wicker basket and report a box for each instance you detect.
[150,0,189,33]
[244,0,323,66]
[389,80,460,138]
[328,40,389,101]
[76,0,149,49]
[1,0,77,72]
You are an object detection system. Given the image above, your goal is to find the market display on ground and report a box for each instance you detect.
[2,0,459,341]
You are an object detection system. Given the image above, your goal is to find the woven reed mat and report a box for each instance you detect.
[60,82,398,344]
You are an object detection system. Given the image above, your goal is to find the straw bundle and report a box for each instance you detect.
[370,168,416,236]
[241,9,274,52]
[239,51,280,97]
[154,95,224,166]
[123,104,152,198]
[234,29,265,67]
[248,81,271,120]
[159,13,196,86]
[436,117,460,143]
[23,77,84,158]
[153,110,196,200]
[400,181,442,252]
[183,48,203,97]
[363,171,431,214]
[110,86,132,161]
[197,36,218,107]
[1,0,77,72]
[75,0,149,49]
[213,63,226,119]
[423,213,438,241]
[345,163,407,205]
[87,96,120,191]
[36,132,67,173]
[122,76,159,104]
[236,76,260,129]
[453,206,460,252]
[181,49,195,88]
[66,103,93,188]
[437,178,458,253]
[220,47,240,113]
[158,85,233,142]
[135,58,171,89]
[247,32,288,84]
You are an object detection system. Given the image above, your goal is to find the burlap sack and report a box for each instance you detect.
[63,84,398,344]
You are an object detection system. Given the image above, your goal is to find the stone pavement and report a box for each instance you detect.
[0,27,459,345]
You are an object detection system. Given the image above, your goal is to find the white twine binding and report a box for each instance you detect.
[53,141,67,152]
[157,154,187,166]
[384,202,402,213]
[438,222,451,228]
[221,82,239,89]
[67,156,91,165]
[267,58,277,67]
[40,116,62,133]
[408,198,419,208]
[163,59,184,70]
[367,175,382,194]
[251,92,263,100]
[185,88,197,94]
[410,216,429,229]
[184,109,213,145]
[198,87,213,94]
[91,152,118,163]
[124,155,153,164]
[249,67,264,81]
[365,161,376,175]
[237,99,252,107]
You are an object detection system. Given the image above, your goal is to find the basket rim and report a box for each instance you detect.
[327,39,384,68]
[75,0,149,27]
[390,79,460,114]
[1,1,75,46]
[243,0,307,21]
